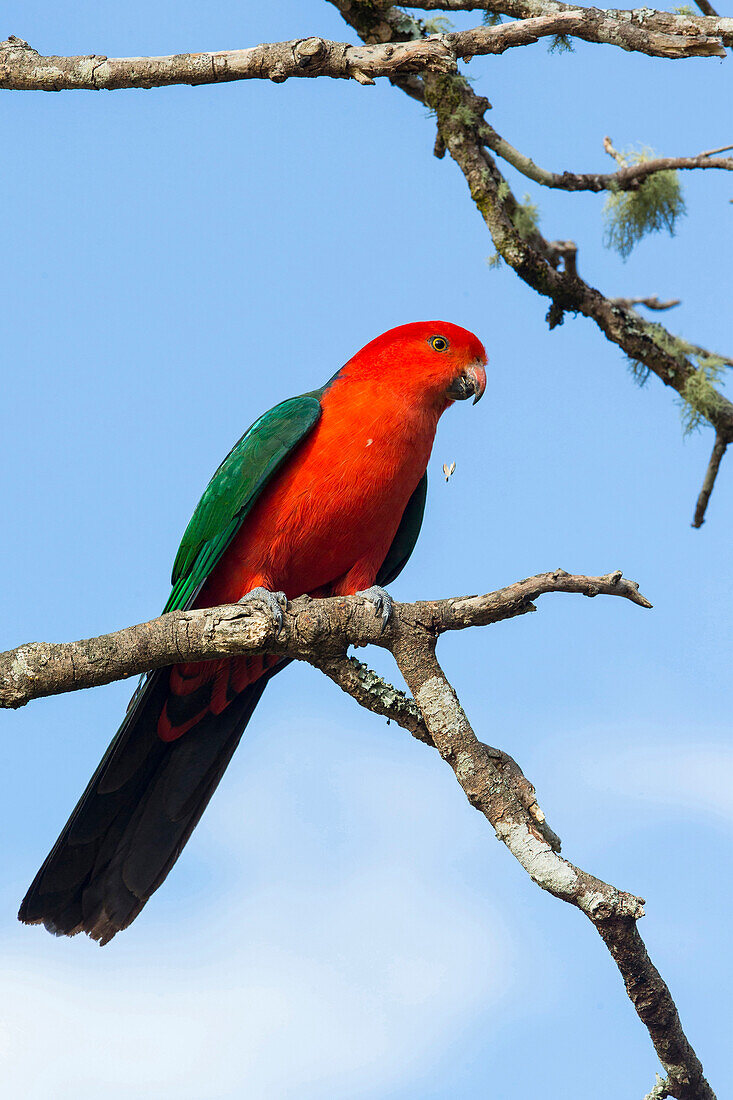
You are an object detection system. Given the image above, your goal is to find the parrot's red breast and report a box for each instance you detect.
[159,321,487,741]
[19,321,487,943]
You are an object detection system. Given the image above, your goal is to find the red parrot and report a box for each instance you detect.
[20,321,487,943]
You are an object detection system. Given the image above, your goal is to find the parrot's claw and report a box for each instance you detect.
[238,586,287,631]
[356,585,393,633]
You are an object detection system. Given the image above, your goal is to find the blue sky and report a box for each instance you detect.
[1,3,731,1097]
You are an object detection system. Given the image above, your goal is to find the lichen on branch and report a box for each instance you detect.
[603,147,686,258]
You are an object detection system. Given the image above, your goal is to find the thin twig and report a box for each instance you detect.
[644,1075,672,1100]
[611,297,681,312]
[481,122,733,191]
[692,432,728,527]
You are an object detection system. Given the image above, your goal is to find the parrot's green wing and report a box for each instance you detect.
[377,472,428,587]
[163,394,323,613]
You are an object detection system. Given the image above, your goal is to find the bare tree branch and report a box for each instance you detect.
[481,121,733,191]
[18,560,714,1092]
[2,2,725,1091]
[386,628,714,1100]
[407,1,732,56]
[312,652,563,847]
[692,432,728,527]
[645,1076,673,1100]
[0,569,649,710]
[328,1,733,522]
[448,13,730,58]
[0,32,459,91]
[407,0,727,32]
[611,297,681,312]
[692,0,720,17]
[1,2,732,96]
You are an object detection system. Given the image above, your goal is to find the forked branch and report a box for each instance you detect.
[1,2,731,95]
[481,122,733,191]
[0,569,648,709]
[1,543,712,1095]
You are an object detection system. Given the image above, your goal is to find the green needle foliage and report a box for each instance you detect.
[603,147,686,259]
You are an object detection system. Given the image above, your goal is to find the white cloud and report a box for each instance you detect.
[1,719,513,1100]
[566,732,733,828]
[0,866,509,1100]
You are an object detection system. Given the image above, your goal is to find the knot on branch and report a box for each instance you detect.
[293,37,327,68]
[587,889,646,922]
[290,596,335,647]
[198,603,276,651]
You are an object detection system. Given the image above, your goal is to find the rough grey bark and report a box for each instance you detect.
[0,569,647,709]
[409,0,729,39]
[479,124,733,192]
[391,638,714,1100]
[0,563,715,1095]
[2,3,725,1093]
[0,33,456,90]
[2,6,731,509]
[1,5,731,96]
[692,434,728,527]
[329,0,733,525]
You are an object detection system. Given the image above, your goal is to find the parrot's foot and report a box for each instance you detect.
[238,586,287,631]
[356,585,393,633]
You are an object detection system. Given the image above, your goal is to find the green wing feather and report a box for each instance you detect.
[377,472,428,587]
[163,394,322,613]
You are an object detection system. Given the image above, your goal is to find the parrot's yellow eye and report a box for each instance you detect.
[429,335,449,352]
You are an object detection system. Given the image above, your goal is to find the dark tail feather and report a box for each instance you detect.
[19,663,282,944]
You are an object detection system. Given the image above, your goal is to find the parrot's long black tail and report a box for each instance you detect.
[19,664,282,944]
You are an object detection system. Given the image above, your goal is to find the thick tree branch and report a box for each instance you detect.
[0,569,648,710]
[1,522,707,1093]
[595,920,715,1100]
[1,1,731,95]
[387,631,714,1100]
[447,13,730,58]
[407,0,733,52]
[692,0,720,17]
[313,652,562,847]
[330,1,733,522]
[391,632,645,918]
[0,32,459,91]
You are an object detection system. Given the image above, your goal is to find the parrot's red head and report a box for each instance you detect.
[342,321,487,411]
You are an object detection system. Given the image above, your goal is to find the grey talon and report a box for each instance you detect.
[356,585,393,633]
[238,586,287,631]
